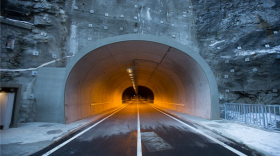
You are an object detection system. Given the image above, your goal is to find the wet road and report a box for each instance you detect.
[139,102,237,156]
[34,99,249,156]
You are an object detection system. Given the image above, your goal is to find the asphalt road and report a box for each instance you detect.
[33,99,252,156]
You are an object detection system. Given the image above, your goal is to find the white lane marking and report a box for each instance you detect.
[146,103,247,156]
[42,104,130,156]
[137,99,142,156]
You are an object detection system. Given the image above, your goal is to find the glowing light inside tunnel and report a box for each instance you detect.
[126,67,138,94]
[127,68,132,73]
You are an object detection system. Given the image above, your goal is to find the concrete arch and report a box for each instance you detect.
[64,34,219,124]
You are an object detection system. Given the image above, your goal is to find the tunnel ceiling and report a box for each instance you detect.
[65,40,218,124]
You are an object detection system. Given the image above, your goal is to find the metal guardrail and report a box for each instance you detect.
[224,103,280,129]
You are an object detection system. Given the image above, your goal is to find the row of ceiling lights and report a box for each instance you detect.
[126,67,138,94]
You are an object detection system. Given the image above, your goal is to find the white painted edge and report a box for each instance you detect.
[42,104,130,156]
[91,100,127,105]
[153,101,185,106]
[137,99,142,156]
[146,103,247,156]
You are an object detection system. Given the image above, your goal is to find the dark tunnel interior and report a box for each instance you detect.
[122,86,154,102]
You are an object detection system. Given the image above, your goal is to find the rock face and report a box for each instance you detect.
[192,0,280,105]
[0,0,279,122]
[1,0,68,122]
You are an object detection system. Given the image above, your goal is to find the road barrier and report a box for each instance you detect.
[224,103,280,130]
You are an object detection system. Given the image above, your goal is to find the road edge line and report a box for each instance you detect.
[137,99,142,156]
[146,103,247,156]
[42,103,130,156]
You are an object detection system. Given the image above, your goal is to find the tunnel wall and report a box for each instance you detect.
[34,67,65,123]
[64,34,219,124]
[64,46,125,123]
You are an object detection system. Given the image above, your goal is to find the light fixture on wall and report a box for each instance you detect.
[5,35,15,49]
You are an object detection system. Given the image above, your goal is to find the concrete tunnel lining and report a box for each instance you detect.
[64,34,219,124]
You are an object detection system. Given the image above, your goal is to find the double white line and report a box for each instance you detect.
[137,99,142,156]
[42,100,245,156]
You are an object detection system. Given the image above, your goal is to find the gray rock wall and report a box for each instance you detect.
[0,0,279,122]
[65,0,199,54]
[191,0,280,104]
[1,0,68,122]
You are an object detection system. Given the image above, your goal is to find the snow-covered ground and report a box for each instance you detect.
[220,121,280,156]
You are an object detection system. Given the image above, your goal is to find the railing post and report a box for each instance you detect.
[261,106,265,127]
[234,104,236,121]
[258,106,261,126]
[253,105,256,125]
[224,104,227,119]
[238,104,241,121]
[250,106,252,124]
[269,106,271,128]
[238,104,241,122]
[230,105,232,119]
[265,106,268,128]
[243,105,246,123]
[274,107,276,129]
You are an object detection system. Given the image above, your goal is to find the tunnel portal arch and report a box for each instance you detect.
[64,34,219,124]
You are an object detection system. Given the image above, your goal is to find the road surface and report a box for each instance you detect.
[32,98,253,156]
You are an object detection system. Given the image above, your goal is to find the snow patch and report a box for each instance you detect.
[146,9,152,21]
[209,40,225,47]
[220,55,231,59]
[222,122,280,156]
[235,45,280,56]
[0,16,34,26]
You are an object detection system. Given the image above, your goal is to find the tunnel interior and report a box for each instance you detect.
[122,86,154,102]
[64,39,219,124]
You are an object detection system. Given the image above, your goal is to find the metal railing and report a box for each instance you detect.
[224,103,280,129]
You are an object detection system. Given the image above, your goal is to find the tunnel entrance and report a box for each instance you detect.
[63,34,219,124]
[122,86,154,102]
